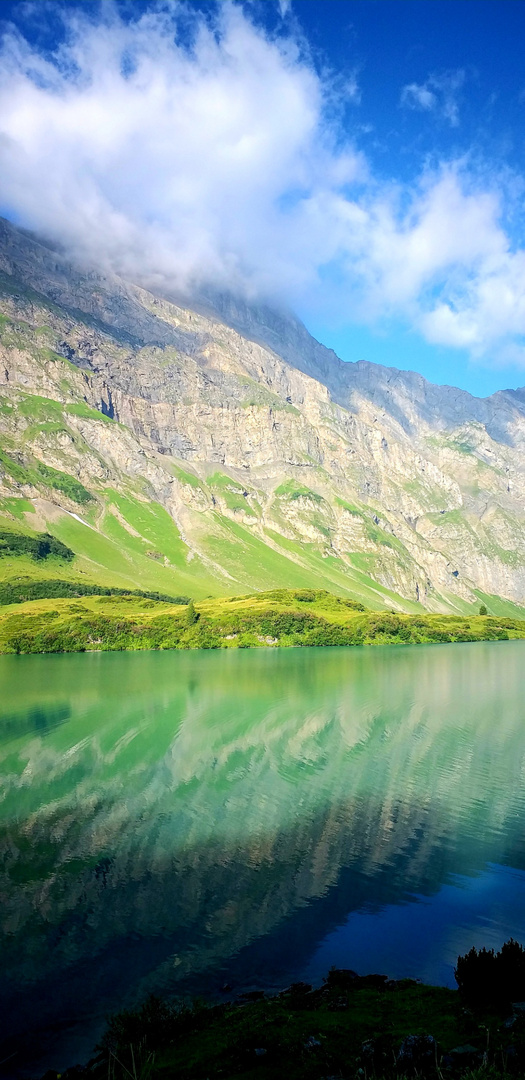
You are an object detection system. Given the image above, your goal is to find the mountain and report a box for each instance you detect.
[1,214,525,615]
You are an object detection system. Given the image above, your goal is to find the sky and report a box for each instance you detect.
[0,1,524,397]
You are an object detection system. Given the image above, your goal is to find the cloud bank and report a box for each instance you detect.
[0,2,524,365]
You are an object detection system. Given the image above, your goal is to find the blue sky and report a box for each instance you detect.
[291,1,525,394]
[0,0,524,397]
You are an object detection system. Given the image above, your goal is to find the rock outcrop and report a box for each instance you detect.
[1,214,524,612]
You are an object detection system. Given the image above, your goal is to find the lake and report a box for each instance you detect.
[1,641,525,1075]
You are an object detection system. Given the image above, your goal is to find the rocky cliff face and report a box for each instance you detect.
[1,215,524,612]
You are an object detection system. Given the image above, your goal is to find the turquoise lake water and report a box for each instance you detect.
[1,641,525,1074]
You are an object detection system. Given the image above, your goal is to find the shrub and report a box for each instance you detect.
[0,578,189,606]
[184,599,198,626]
[455,939,525,1004]
[100,995,180,1055]
[0,530,74,562]
[479,604,488,615]
[98,994,222,1065]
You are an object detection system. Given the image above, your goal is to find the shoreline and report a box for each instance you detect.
[32,967,525,1080]
[3,633,524,658]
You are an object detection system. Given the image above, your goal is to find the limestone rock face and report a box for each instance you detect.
[1,215,525,612]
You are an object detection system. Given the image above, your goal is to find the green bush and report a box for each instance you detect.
[0,577,190,606]
[185,599,198,626]
[365,614,412,642]
[0,530,74,562]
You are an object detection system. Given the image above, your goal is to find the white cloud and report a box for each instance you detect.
[420,247,525,355]
[277,0,292,17]
[401,83,437,113]
[400,70,466,127]
[0,5,524,365]
[0,1,366,301]
[343,69,361,104]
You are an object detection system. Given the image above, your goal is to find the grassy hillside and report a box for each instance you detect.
[1,586,523,655]
[3,499,521,623]
[1,518,524,654]
[0,499,448,613]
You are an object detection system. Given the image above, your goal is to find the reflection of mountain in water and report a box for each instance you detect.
[1,642,525,1071]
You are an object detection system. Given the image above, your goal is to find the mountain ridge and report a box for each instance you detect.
[1,214,525,615]
[3,216,524,429]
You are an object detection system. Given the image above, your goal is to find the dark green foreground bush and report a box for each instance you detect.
[455,938,525,1005]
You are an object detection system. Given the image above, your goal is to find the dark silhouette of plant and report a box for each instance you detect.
[498,938,525,1000]
[100,995,178,1055]
[479,604,488,615]
[455,938,525,1004]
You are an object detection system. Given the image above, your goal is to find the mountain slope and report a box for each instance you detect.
[1,215,525,614]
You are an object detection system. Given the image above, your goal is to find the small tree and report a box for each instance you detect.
[455,945,496,1003]
[479,604,487,615]
[185,600,198,626]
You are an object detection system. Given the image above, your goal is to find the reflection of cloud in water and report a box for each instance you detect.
[1,642,525,1070]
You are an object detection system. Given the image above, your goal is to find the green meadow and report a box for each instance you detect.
[1,585,523,655]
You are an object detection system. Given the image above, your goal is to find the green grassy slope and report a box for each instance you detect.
[0,488,440,612]
[3,476,525,621]
[1,586,523,655]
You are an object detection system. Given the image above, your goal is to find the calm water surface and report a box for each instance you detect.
[1,641,525,1075]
